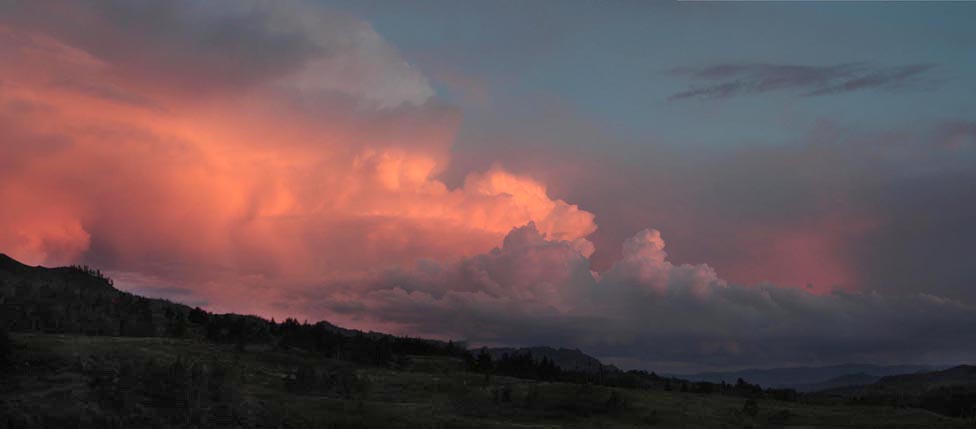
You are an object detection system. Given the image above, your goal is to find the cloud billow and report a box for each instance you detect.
[327,223,976,372]
[1,0,975,372]
[0,0,595,312]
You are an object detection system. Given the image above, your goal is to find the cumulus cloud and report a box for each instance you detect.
[321,223,976,372]
[668,62,936,101]
[2,1,975,372]
[0,1,595,315]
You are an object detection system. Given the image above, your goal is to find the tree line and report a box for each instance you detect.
[1,263,800,404]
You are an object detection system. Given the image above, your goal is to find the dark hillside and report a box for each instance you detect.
[0,256,180,336]
[812,366,976,418]
[873,365,976,390]
[679,363,938,390]
[2,334,970,428]
[485,346,616,374]
[2,253,975,427]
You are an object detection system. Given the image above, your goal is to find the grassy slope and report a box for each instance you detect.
[1,334,969,428]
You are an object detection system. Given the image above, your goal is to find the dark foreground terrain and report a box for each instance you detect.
[2,333,971,428]
[1,254,975,428]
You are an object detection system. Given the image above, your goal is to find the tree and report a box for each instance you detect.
[169,312,189,338]
[474,348,494,372]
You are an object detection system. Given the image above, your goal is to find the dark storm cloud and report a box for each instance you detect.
[669,62,936,101]
[683,121,976,302]
[850,168,976,301]
[691,122,976,302]
[299,223,976,372]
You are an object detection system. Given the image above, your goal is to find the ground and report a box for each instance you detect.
[0,334,969,428]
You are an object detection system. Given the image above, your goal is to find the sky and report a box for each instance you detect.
[1,0,975,372]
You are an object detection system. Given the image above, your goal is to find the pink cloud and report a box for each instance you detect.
[3,1,975,371]
[0,4,596,319]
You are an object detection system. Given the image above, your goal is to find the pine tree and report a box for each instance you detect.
[475,348,494,372]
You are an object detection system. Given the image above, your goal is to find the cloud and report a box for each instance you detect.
[488,113,976,302]
[2,1,975,372]
[0,1,595,315]
[935,121,976,151]
[668,62,936,101]
[312,223,976,372]
[0,0,433,107]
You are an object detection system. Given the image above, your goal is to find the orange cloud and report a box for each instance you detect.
[0,7,596,318]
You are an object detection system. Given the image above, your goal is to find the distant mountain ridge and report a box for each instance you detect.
[813,365,976,417]
[674,363,943,391]
[872,364,976,390]
[817,365,976,397]
[795,372,881,392]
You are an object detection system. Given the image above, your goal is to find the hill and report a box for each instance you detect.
[0,254,180,336]
[678,363,939,391]
[797,372,881,393]
[872,365,976,390]
[0,253,441,352]
[484,346,617,374]
[2,253,975,427]
[814,365,976,417]
[6,333,973,428]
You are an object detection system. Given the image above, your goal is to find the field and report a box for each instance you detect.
[1,334,969,428]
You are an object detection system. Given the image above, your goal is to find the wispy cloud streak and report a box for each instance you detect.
[669,62,935,101]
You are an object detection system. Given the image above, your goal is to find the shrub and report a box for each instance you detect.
[523,384,541,409]
[0,325,12,369]
[605,389,627,414]
[641,409,660,426]
[743,399,759,417]
[768,409,791,424]
[492,384,512,404]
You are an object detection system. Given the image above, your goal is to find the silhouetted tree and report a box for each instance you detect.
[473,348,494,373]
[168,312,188,338]
[767,388,798,402]
[69,264,115,286]
[734,377,763,396]
[538,356,561,381]
[188,306,209,324]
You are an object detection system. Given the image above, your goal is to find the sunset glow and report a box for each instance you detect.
[2,0,975,371]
